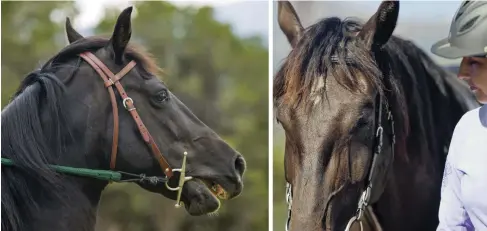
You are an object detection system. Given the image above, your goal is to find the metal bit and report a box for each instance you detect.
[165,151,193,208]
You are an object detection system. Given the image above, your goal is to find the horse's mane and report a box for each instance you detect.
[1,36,162,231]
[274,17,383,106]
[1,70,80,231]
[274,16,476,161]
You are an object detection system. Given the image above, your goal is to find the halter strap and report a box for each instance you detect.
[79,52,173,178]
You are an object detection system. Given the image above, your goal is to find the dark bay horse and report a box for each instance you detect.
[2,7,245,231]
[275,1,479,231]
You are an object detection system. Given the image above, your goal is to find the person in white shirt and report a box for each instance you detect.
[430,1,487,230]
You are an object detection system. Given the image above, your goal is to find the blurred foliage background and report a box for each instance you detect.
[1,1,268,231]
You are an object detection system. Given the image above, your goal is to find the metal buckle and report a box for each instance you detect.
[357,187,371,219]
[123,97,135,111]
[285,182,292,231]
[165,151,193,208]
[344,187,370,231]
[375,126,384,153]
[344,216,364,231]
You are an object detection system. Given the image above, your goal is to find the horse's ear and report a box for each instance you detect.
[357,0,399,49]
[278,1,304,48]
[65,17,83,44]
[109,6,133,64]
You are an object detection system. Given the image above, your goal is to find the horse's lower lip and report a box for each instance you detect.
[195,178,229,200]
[471,85,478,91]
[179,179,221,215]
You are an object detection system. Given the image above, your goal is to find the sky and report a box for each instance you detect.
[74,0,268,42]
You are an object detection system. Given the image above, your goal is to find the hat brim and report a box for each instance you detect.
[431,38,481,59]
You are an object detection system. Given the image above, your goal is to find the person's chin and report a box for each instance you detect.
[473,89,487,104]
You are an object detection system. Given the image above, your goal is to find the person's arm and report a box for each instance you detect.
[437,128,473,231]
[436,160,473,231]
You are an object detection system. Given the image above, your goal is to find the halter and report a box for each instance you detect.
[284,53,396,231]
[78,52,192,208]
[342,91,395,231]
[1,51,192,209]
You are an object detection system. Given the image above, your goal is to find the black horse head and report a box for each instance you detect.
[2,6,246,231]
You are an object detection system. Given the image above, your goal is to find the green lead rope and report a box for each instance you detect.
[1,157,169,184]
[1,158,122,181]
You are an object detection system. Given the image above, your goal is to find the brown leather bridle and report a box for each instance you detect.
[79,52,173,178]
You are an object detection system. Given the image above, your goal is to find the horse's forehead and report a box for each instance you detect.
[308,75,365,109]
[309,77,325,106]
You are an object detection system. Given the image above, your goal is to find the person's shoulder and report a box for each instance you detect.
[455,106,482,131]
[446,107,482,167]
[449,105,486,171]
[449,106,481,154]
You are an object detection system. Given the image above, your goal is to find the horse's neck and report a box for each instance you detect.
[33,136,108,231]
[2,82,111,231]
[2,111,107,231]
[371,72,455,231]
[25,178,105,231]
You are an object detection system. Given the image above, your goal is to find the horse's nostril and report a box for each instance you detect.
[234,155,246,176]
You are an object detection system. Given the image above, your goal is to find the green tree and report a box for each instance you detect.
[1,1,78,107]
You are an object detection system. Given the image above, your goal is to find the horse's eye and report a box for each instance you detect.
[154,90,169,102]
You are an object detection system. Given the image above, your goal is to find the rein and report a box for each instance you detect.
[1,51,192,208]
[1,157,168,183]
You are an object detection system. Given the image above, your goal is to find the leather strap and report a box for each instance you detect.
[364,207,383,231]
[79,53,120,170]
[79,52,173,178]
